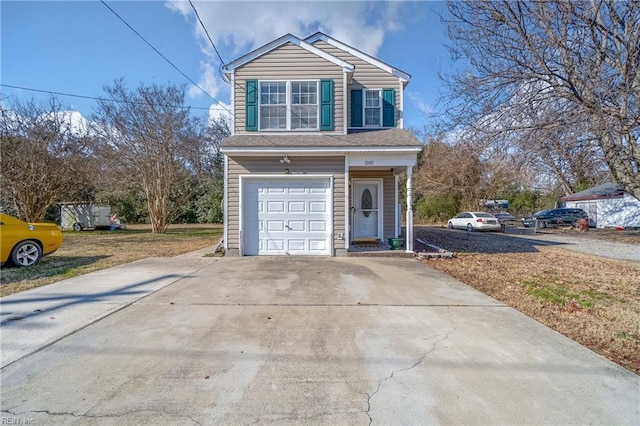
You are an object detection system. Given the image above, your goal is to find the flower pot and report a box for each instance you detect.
[388,238,404,250]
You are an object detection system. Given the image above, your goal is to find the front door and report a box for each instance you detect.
[353,180,382,240]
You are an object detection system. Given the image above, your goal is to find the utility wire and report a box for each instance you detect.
[188,0,225,66]
[0,83,213,111]
[100,0,232,115]
[188,0,231,85]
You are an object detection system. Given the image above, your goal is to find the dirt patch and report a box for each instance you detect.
[415,226,640,374]
[0,224,223,297]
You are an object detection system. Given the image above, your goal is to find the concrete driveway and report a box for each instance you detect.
[1,255,638,425]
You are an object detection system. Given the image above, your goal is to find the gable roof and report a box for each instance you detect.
[220,128,422,153]
[305,32,411,84]
[221,33,355,74]
[561,182,626,201]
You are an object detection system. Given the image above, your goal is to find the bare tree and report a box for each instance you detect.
[445,0,640,198]
[0,98,94,222]
[93,80,208,233]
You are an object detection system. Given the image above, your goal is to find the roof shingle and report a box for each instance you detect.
[221,128,421,148]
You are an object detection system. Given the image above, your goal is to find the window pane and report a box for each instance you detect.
[364,108,380,126]
[365,90,380,107]
[260,105,286,129]
[260,82,286,105]
[291,105,317,129]
[292,81,317,105]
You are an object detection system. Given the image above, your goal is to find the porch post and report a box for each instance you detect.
[405,166,414,252]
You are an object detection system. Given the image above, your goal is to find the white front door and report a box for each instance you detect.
[353,180,382,240]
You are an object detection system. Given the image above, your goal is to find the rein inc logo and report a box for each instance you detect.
[1,418,34,425]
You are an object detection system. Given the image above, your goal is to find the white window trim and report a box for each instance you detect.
[258,80,320,131]
[363,89,382,127]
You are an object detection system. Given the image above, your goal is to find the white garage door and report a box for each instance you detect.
[242,178,332,256]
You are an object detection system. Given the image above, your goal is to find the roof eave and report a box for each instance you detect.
[221,146,422,155]
[222,33,355,73]
[305,32,411,82]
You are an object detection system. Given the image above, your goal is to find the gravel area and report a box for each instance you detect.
[414,226,640,262]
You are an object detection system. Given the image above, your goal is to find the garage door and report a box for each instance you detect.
[242,178,332,256]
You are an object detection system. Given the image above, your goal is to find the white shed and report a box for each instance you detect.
[561,183,640,229]
[59,203,112,231]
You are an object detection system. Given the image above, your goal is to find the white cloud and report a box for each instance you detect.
[209,101,232,124]
[167,0,407,107]
[188,62,225,99]
[167,1,400,56]
[406,91,432,116]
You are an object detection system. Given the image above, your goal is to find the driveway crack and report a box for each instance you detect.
[365,307,457,425]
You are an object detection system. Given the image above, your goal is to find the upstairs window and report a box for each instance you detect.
[260,82,287,130]
[364,89,382,126]
[259,81,318,130]
[291,82,318,129]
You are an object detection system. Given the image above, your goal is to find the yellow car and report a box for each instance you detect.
[0,213,63,267]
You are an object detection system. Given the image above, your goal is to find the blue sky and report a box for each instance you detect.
[1,1,453,130]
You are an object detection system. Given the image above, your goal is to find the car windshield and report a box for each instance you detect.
[534,210,550,216]
[474,213,495,218]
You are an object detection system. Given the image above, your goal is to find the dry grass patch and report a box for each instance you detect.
[0,224,222,297]
[424,247,640,374]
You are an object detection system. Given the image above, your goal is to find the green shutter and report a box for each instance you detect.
[245,80,258,131]
[351,89,363,128]
[382,88,395,127]
[319,79,334,131]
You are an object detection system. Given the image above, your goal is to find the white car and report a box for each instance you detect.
[447,212,502,231]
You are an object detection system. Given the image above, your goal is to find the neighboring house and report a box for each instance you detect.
[220,32,422,256]
[561,182,640,229]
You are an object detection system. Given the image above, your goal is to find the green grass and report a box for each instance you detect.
[521,278,620,308]
[1,224,223,297]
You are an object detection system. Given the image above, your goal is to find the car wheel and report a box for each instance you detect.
[571,219,578,227]
[538,220,547,229]
[11,240,42,267]
[466,223,473,231]
[73,222,83,232]
[448,222,454,229]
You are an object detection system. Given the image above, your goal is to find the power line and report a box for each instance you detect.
[99,0,232,115]
[188,0,225,66]
[0,83,212,111]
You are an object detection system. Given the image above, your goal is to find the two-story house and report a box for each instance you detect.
[220,32,421,256]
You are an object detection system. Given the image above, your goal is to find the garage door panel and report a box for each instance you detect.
[267,201,285,213]
[309,240,327,251]
[288,220,306,232]
[309,202,327,213]
[309,221,326,232]
[243,178,331,256]
[288,201,306,213]
[266,239,285,251]
[266,221,285,232]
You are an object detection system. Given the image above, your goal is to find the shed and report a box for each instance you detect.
[59,203,112,231]
[561,183,640,229]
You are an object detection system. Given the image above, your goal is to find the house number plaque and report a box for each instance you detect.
[364,160,374,166]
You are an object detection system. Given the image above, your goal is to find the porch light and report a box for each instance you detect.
[280,155,291,164]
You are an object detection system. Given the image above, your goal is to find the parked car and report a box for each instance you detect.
[447,212,502,231]
[521,208,588,229]
[0,213,63,267]
[493,212,516,224]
